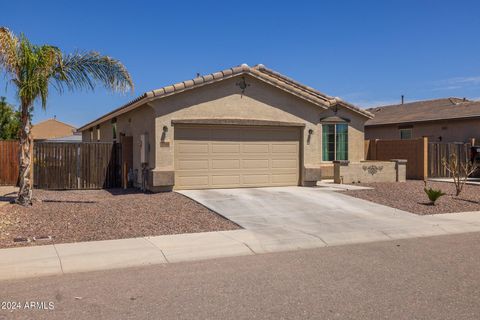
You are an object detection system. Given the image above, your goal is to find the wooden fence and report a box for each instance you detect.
[428,142,472,178]
[33,142,122,189]
[365,138,428,179]
[0,140,19,186]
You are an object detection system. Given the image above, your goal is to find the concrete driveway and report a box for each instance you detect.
[178,186,480,248]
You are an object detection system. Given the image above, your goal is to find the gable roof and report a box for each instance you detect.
[365,97,480,126]
[78,64,372,131]
[31,118,77,140]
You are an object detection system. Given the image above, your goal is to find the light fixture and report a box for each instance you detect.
[163,126,168,132]
[308,129,314,135]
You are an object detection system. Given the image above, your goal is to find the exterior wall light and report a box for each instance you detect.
[307,129,314,145]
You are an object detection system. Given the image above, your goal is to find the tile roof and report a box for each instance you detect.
[78,64,372,131]
[365,97,480,126]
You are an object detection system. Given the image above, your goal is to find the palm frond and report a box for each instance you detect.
[54,51,133,93]
[15,36,60,109]
[0,27,19,75]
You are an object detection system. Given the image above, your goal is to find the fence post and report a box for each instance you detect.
[419,137,428,180]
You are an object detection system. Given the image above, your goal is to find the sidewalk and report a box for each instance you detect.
[2,211,480,281]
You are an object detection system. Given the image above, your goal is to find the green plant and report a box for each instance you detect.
[0,96,20,139]
[0,27,133,205]
[424,187,446,205]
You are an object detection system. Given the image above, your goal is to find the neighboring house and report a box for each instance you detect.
[78,64,373,191]
[365,97,480,143]
[31,118,77,141]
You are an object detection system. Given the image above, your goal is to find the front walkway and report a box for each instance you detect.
[2,186,480,281]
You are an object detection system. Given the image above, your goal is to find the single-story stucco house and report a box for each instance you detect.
[365,97,480,143]
[32,118,77,141]
[78,64,373,191]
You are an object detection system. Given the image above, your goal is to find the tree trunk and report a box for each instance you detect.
[16,103,33,206]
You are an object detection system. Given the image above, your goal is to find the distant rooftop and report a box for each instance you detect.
[32,118,77,140]
[365,97,480,126]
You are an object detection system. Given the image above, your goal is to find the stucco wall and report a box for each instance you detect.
[81,74,368,189]
[365,118,480,143]
[149,75,367,177]
[82,105,156,185]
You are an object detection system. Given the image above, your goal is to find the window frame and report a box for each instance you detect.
[399,128,413,140]
[96,125,101,142]
[111,118,117,142]
[322,123,349,162]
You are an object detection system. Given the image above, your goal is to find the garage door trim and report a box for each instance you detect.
[174,124,302,190]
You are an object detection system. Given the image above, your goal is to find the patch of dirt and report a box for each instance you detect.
[0,189,239,249]
[344,180,480,215]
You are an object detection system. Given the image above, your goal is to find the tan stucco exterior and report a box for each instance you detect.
[365,118,480,143]
[32,119,76,140]
[81,73,369,190]
[82,105,156,185]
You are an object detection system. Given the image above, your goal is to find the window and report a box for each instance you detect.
[322,123,348,161]
[112,118,117,142]
[89,128,94,141]
[399,128,412,140]
[96,125,101,141]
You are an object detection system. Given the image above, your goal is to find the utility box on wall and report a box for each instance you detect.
[140,133,149,164]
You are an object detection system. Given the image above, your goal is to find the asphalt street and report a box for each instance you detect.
[1,232,480,320]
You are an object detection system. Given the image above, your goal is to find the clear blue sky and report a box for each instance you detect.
[2,0,480,127]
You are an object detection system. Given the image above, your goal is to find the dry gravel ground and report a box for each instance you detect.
[0,189,239,249]
[344,180,480,215]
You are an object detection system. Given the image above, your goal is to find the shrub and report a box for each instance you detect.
[424,187,446,205]
[442,153,478,196]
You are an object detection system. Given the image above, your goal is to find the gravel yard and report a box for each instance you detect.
[344,180,480,215]
[0,189,239,249]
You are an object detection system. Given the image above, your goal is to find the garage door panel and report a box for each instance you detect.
[211,175,241,186]
[175,125,300,189]
[211,143,241,154]
[243,144,269,153]
[211,159,240,169]
[271,144,297,153]
[242,159,269,169]
[242,174,270,185]
[177,159,209,170]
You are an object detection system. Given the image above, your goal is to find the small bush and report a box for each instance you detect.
[424,188,446,205]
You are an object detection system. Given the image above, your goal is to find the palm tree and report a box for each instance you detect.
[0,27,133,205]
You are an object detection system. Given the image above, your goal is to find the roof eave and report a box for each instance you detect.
[365,114,480,127]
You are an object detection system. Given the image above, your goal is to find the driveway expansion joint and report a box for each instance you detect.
[52,244,65,275]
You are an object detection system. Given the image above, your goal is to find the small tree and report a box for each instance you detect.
[0,96,20,139]
[0,27,133,205]
[442,152,478,196]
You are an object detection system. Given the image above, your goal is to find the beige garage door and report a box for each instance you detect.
[174,125,300,189]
